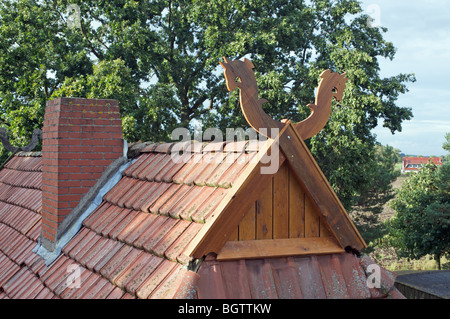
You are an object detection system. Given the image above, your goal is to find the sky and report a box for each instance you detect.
[359,0,450,156]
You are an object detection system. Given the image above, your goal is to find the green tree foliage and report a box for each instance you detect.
[0,0,415,210]
[443,132,450,162]
[350,144,400,245]
[388,142,450,269]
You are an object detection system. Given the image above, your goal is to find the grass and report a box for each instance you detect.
[368,245,449,272]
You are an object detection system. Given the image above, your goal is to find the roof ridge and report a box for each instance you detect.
[14,151,42,158]
[133,139,268,155]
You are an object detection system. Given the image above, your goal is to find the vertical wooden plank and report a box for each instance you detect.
[288,171,305,238]
[256,178,273,240]
[320,217,332,238]
[228,227,239,241]
[273,163,289,239]
[305,195,320,238]
[238,202,256,241]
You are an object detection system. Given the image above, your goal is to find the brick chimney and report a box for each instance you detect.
[41,97,123,251]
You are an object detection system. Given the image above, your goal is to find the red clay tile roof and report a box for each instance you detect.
[196,253,404,299]
[403,157,443,165]
[0,143,404,299]
[0,141,261,299]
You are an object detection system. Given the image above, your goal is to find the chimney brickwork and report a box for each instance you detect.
[41,97,123,247]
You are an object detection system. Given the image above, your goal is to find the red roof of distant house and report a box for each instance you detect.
[403,157,443,165]
[402,157,443,172]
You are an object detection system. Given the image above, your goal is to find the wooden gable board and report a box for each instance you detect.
[185,122,366,260]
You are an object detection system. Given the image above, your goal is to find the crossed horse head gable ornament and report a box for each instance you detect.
[220,57,348,140]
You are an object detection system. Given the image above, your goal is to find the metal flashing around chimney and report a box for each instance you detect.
[34,141,134,265]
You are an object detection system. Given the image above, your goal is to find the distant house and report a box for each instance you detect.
[402,157,443,174]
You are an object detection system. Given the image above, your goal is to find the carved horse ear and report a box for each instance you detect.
[219,57,229,69]
[320,69,332,78]
[243,58,255,69]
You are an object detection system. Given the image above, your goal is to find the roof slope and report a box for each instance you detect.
[0,141,404,299]
[196,254,405,299]
[0,141,261,299]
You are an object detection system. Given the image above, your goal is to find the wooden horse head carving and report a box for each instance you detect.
[220,57,348,140]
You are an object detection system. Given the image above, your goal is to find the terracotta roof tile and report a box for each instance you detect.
[133,215,170,249]
[193,153,227,187]
[114,252,160,289]
[132,182,171,212]
[34,287,56,299]
[123,255,163,294]
[98,244,135,279]
[61,271,100,299]
[140,143,158,153]
[92,241,125,273]
[168,186,204,219]
[147,184,183,214]
[166,222,203,264]
[77,235,109,266]
[85,238,121,271]
[173,269,200,299]
[121,180,148,209]
[175,187,215,222]
[216,152,257,188]
[120,213,159,246]
[171,153,205,184]
[224,140,249,153]
[137,153,166,180]
[54,265,89,297]
[148,263,184,299]
[42,255,79,292]
[142,218,179,254]
[144,155,174,182]
[105,286,125,299]
[128,153,156,178]
[108,249,144,286]
[0,252,21,287]
[79,276,116,299]
[202,141,226,153]
[109,209,139,240]
[195,253,402,299]
[135,259,177,299]
[153,142,175,154]
[116,180,146,208]
[64,228,98,260]
[336,253,371,299]
[107,178,140,206]
[122,153,152,177]
[82,202,112,230]
[190,187,227,223]
[3,267,35,298]
[154,152,190,182]
[99,207,131,237]
[115,211,149,242]
[317,254,350,299]
[158,184,192,216]
[152,219,191,258]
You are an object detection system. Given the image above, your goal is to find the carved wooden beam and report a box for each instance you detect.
[219,57,366,252]
[0,128,42,153]
[220,57,348,140]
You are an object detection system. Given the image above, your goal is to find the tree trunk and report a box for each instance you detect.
[435,253,441,270]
